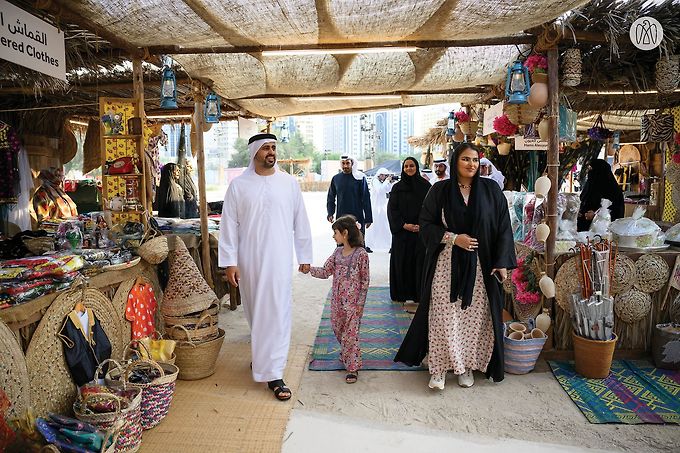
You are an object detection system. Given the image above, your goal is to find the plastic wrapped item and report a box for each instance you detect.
[666,223,680,243]
[609,206,661,247]
[56,221,84,250]
[589,198,612,235]
[557,193,579,241]
[508,191,526,241]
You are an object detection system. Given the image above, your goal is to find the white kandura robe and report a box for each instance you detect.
[365,170,393,252]
[218,169,313,382]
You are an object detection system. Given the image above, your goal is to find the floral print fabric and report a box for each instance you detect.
[310,247,370,372]
[428,243,494,376]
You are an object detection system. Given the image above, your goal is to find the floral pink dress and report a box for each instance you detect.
[310,247,370,372]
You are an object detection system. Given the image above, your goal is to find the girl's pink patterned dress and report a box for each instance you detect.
[310,247,370,372]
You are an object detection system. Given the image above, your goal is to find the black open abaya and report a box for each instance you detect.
[157,163,185,218]
[387,157,431,302]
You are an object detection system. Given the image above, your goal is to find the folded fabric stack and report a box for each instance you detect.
[154,217,219,235]
[0,254,84,309]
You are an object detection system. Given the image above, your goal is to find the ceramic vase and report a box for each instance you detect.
[537,118,550,141]
[528,82,548,108]
[497,142,512,155]
[539,273,556,298]
[536,308,551,332]
[536,223,550,242]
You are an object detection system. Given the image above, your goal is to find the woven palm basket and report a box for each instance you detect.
[503,243,541,294]
[634,254,670,293]
[162,236,218,317]
[612,254,636,295]
[25,287,123,416]
[615,288,652,324]
[555,256,582,313]
[0,320,30,418]
[112,278,136,346]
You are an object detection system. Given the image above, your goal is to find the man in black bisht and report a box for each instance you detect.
[327,156,373,249]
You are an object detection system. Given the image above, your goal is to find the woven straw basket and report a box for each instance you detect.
[612,255,636,294]
[634,254,670,293]
[74,360,143,453]
[555,256,581,313]
[504,326,547,374]
[655,56,679,94]
[573,332,617,379]
[137,236,169,265]
[165,312,219,343]
[561,48,582,87]
[26,287,123,417]
[0,320,30,419]
[106,358,179,430]
[173,327,225,381]
[615,288,652,324]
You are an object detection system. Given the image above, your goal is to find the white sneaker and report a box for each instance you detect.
[428,373,445,390]
[458,370,474,388]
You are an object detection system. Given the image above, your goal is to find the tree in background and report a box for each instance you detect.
[227,138,250,168]
[228,132,321,173]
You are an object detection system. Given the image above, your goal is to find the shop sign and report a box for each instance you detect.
[513,135,548,151]
[630,16,663,51]
[0,0,66,81]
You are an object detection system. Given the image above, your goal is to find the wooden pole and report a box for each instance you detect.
[546,49,560,281]
[132,58,148,213]
[193,81,214,287]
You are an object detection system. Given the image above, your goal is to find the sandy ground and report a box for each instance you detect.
[219,192,680,452]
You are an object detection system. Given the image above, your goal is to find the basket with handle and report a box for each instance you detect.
[136,215,168,264]
[73,360,143,453]
[109,346,178,429]
[164,312,219,343]
[170,326,225,380]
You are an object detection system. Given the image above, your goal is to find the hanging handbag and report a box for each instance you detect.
[587,114,612,141]
[641,113,674,143]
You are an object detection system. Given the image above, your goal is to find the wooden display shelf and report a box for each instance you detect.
[103,134,142,139]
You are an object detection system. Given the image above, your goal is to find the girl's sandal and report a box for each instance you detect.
[267,379,292,401]
[345,373,358,384]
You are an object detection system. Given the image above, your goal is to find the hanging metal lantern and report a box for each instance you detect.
[160,65,178,109]
[204,92,221,123]
[505,60,530,104]
[446,111,455,137]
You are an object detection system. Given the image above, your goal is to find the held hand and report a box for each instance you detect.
[365,223,372,229]
[412,224,420,233]
[298,264,310,274]
[454,234,478,252]
[491,268,507,282]
[225,266,240,287]
[327,215,334,223]
[584,210,595,221]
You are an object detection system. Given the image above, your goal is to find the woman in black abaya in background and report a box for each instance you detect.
[577,159,624,231]
[395,144,516,390]
[156,163,185,218]
[387,157,431,304]
[180,159,199,219]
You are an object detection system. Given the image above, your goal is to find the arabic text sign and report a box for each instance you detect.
[0,0,66,81]
[513,135,548,151]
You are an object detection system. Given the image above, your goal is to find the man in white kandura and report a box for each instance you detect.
[219,133,313,401]
[433,158,450,182]
[365,168,393,252]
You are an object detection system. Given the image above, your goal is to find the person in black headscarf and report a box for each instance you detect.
[180,159,199,219]
[156,163,185,218]
[387,157,431,304]
[577,159,624,231]
[394,144,516,390]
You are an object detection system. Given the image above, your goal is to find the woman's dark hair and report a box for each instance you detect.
[332,215,364,248]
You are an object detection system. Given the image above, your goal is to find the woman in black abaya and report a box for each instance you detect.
[577,159,624,231]
[387,157,431,303]
[394,144,516,390]
[157,163,185,218]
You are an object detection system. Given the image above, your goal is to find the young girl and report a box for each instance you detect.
[307,215,370,383]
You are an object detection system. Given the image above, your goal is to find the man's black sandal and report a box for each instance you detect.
[267,379,292,401]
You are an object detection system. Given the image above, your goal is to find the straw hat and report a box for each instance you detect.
[634,254,670,293]
[0,320,30,419]
[25,287,122,416]
[615,288,652,324]
[612,255,636,294]
[162,236,218,317]
[618,144,640,164]
[555,256,581,313]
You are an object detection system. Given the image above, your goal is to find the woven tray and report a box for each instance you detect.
[555,256,581,313]
[634,254,670,293]
[0,320,30,418]
[25,287,123,416]
[611,254,636,295]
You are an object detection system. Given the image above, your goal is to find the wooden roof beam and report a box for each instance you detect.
[232,88,491,100]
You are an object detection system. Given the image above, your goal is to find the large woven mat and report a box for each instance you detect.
[140,343,307,453]
[25,287,123,416]
[0,320,29,418]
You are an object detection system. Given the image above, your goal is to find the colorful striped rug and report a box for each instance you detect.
[549,360,680,424]
[309,286,424,371]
